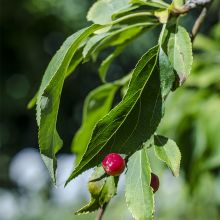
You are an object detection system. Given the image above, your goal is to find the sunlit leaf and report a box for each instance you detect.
[66,45,175,184]
[87,0,131,25]
[166,25,193,84]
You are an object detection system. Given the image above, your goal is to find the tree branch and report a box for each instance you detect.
[191,7,207,41]
[96,202,108,220]
[173,0,213,14]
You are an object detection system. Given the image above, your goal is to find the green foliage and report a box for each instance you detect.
[125,148,154,220]
[31,0,210,218]
[154,135,181,177]
[164,24,193,84]
[76,166,118,214]
[66,45,175,184]
[87,0,131,25]
[71,83,119,163]
[36,25,102,182]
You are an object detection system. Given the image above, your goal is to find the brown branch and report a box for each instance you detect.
[191,7,208,41]
[172,0,213,14]
[96,202,108,220]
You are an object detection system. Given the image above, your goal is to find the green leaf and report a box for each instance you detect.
[82,32,110,61]
[71,83,119,164]
[36,24,102,183]
[88,166,106,198]
[131,0,169,8]
[112,5,140,20]
[76,166,118,214]
[166,25,193,84]
[85,22,155,62]
[66,45,175,184]
[97,26,146,83]
[92,25,146,60]
[99,44,127,82]
[154,135,181,177]
[27,48,84,109]
[87,0,131,25]
[125,148,154,220]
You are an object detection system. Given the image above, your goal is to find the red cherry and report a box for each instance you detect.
[102,153,125,176]
[150,173,159,193]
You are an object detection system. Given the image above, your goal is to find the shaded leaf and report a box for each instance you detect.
[66,45,175,184]
[82,32,110,61]
[99,44,127,82]
[154,135,181,176]
[125,148,154,220]
[92,25,146,59]
[71,83,119,164]
[83,24,151,62]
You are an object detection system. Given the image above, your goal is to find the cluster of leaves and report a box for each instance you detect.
[31,0,194,219]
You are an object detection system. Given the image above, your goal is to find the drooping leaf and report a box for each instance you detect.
[36,24,102,183]
[76,166,118,214]
[27,48,84,109]
[66,45,175,184]
[71,83,119,164]
[154,135,181,176]
[87,0,131,25]
[166,25,193,84]
[125,148,154,220]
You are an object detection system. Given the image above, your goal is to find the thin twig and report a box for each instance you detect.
[96,202,108,220]
[191,7,208,42]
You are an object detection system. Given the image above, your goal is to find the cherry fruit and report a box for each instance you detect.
[150,173,159,193]
[102,153,125,176]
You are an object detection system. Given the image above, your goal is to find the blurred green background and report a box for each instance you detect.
[0,0,220,219]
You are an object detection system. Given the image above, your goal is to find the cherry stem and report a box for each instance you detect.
[96,202,108,220]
